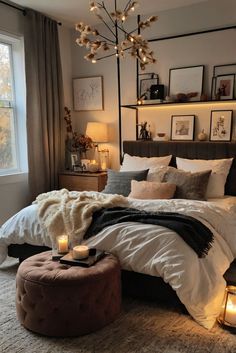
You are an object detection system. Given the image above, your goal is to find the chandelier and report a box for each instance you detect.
[75,1,157,70]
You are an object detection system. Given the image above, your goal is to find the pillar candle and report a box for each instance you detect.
[72,245,89,260]
[57,235,69,254]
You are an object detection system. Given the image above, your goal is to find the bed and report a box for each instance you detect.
[1,140,236,329]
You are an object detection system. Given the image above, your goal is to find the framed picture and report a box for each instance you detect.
[71,153,79,167]
[210,110,233,141]
[73,76,103,111]
[213,63,236,77]
[171,115,195,141]
[215,74,235,100]
[140,77,159,100]
[168,65,204,101]
[138,72,159,97]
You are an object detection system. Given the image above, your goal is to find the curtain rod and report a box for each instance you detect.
[0,0,26,15]
[0,0,62,25]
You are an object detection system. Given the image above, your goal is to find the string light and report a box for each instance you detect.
[75,0,158,70]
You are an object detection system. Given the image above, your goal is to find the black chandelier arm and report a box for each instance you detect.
[124,0,132,12]
[97,15,117,37]
[101,1,117,27]
[96,33,116,44]
[96,45,133,61]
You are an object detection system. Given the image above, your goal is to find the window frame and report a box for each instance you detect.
[0,31,27,178]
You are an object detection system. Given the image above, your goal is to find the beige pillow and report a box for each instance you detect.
[176,157,233,198]
[120,153,172,171]
[128,180,176,200]
[162,166,211,200]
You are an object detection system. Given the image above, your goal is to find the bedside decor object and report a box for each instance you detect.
[210,110,232,141]
[57,235,69,254]
[64,107,93,170]
[171,115,195,141]
[87,161,100,173]
[169,65,204,102]
[73,76,104,111]
[86,122,109,169]
[72,245,89,260]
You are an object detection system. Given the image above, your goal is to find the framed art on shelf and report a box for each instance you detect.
[138,72,159,97]
[213,63,236,77]
[73,76,104,111]
[215,74,235,100]
[168,65,204,101]
[140,77,159,100]
[210,110,233,141]
[171,115,195,141]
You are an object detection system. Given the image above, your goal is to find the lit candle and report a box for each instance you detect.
[225,298,236,325]
[101,161,107,170]
[57,235,69,254]
[72,245,89,260]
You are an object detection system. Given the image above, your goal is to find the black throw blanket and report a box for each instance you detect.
[84,207,214,258]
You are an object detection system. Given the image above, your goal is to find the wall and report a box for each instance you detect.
[70,0,236,169]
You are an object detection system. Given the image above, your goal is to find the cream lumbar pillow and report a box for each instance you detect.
[128,180,176,200]
[176,157,233,198]
[120,153,172,171]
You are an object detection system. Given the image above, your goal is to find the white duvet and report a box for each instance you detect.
[1,193,236,330]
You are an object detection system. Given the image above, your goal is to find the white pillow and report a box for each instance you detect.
[120,153,172,172]
[176,157,233,198]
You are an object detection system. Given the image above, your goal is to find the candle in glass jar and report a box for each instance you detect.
[57,235,69,254]
[225,298,236,325]
[72,245,89,260]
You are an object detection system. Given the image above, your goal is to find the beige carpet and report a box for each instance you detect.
[1,258,236,353]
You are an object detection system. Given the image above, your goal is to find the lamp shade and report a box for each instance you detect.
[86,122,108,143]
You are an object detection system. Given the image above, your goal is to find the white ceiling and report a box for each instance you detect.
[11,0,208,27]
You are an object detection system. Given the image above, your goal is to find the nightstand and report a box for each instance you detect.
[59,171,107,192]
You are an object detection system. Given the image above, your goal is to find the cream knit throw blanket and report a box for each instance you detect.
[33,189,128,246]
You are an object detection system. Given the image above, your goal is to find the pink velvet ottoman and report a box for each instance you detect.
[15,251,121,337]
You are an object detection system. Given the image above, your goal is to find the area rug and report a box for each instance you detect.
[1,258,236,353]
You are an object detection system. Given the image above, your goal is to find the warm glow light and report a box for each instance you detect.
[86,122,108,143]
[75,1,158,70]
[57,235,69,254]
[92,59,97,63]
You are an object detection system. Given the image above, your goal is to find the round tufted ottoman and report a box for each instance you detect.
[15,251,121,337]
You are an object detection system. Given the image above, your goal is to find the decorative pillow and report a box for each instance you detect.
[120,153,172,171]
[162,166,211,200]
[102,169,149,196]
[128,180,176,200]
[147,166,169,182]
[176,157,233,198]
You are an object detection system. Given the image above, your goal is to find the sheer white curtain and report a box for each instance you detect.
[24,10,64,201]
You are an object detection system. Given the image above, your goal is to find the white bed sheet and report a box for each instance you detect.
[1,194,236,330]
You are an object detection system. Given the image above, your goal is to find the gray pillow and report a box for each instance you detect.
[102,169,149,196]
[162,166,211,200]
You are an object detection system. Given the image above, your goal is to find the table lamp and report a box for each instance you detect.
[86,122,109,170]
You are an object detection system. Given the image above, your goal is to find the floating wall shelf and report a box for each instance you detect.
[122,100,236,110]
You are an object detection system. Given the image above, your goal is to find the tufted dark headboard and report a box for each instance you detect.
[123,140,236,196]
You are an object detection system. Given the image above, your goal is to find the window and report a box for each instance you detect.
[0,33,27,177]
